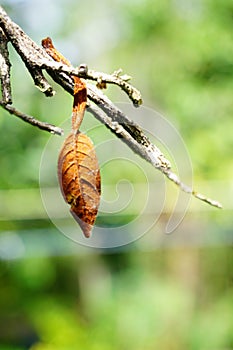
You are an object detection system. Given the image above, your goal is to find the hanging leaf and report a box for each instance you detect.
[42,37,101,236]
[58,131,101,238]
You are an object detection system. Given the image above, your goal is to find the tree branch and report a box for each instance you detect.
[0,5,222,209]
[85,68,142,106]
[0,27,12,104]
[86,84,171,170]
[0,100,63,135]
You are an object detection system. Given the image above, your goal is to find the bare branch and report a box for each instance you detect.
[0,27,12,104]
[162,169,222,208]
[87,98,222,209]
[86,84,171,170]
[83,69,142,106]
[0,6,142,104]
[0,6,56,96]
[0,5,222,209]
[0,100,63,135]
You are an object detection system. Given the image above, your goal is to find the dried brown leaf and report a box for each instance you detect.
[42,38,101,236]
[58,131,101,238]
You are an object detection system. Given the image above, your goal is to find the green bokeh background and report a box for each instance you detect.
[0,0,232,349]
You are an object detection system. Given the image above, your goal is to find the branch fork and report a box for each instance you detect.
[0,5,222,209]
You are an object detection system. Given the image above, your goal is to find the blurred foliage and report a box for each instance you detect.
[0,0,233,349]
[0,248,232,349]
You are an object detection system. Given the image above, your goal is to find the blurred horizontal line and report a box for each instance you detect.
[0,220,232,260]
[0,180,231,221]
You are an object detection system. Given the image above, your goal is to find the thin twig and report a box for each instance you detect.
[162,169,222,208]
[82,69,142,106]
[0,100,63,135]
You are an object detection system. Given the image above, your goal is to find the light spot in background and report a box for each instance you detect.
[1,0,124,65]
[173,0,203,20]
[0,232,25,260]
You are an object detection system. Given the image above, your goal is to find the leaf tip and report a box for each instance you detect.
[70,210,94,238]
[80,223,93,238]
